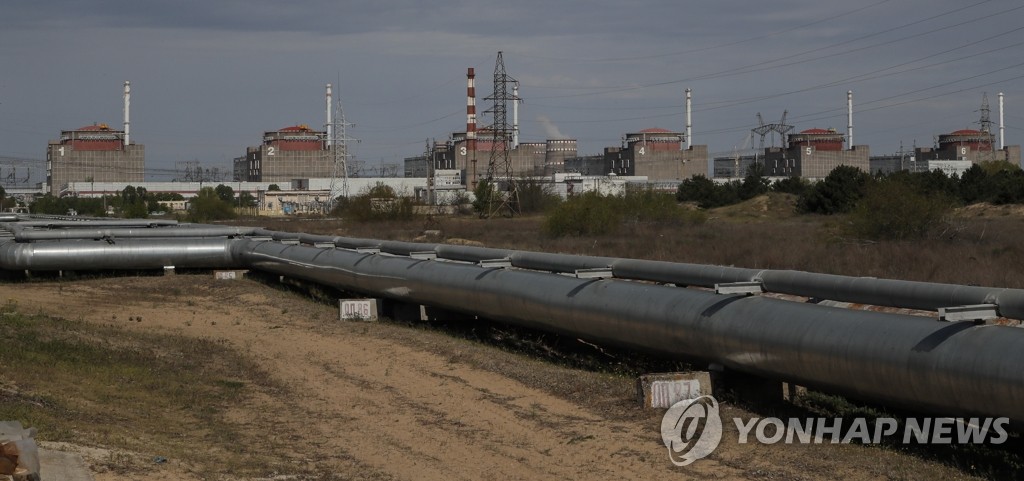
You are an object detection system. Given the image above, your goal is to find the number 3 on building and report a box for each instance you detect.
[460,146,467,156]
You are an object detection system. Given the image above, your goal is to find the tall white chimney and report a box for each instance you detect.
[512,82,520,149]
[326,83,333,147]
[685,88,692,150]
[999,92,1005,150]
[847,90,853,149]
[123,81,131,147]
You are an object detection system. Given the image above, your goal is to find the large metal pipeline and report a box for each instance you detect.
[256,232,1024,320]
[3,224,258,242]
[11,219,179,228]
[0,238,240,271]
[2,217,1024,422]
[234,240,1024,422]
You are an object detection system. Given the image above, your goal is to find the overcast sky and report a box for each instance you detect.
[1,0,1022,182]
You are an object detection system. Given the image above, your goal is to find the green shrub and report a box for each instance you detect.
[331,183,415,222]
[514,177,562,214]
[545,188,705,237]
[772,176,810,196]
[676,175,740,208]
[845,180,955,241]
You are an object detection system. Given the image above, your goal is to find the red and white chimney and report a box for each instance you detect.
[467,68,477,188]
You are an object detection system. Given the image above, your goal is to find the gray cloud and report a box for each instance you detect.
[0,0,1020,179]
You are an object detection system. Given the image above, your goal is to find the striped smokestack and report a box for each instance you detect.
[467,67,478,189]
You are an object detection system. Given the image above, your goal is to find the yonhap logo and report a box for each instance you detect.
[660,395,723,466]
[660,394,1010,467]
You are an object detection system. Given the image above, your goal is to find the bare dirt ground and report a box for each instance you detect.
[0,274,992,481]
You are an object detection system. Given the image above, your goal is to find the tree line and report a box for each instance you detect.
[30,184,258,221]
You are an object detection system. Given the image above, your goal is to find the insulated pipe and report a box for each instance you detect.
[12,220,179,228]
[7,225,258,242]
[0,238,240,271]
[266,233,1024,319]
[235,240,1024,422]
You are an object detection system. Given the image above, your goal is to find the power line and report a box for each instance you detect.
[512,0,893,64]
[527,1,1009,99]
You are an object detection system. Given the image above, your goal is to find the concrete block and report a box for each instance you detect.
[478,259,511,269]
[574,268,613,279]
[340,299,379,322]
[715,281,764,295]
[162,266,175,276]
[637,372,711,409]
[939,304,999,322]
[214,270,248,280]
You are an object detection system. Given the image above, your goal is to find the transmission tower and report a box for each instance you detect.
[753,113,771,149]
[978,92,993,133]
[326,82,358,210]
[482,51,520,217]
[752,111,793,149]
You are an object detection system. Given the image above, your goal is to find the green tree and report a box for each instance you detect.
[238,192,257,208]
[990,169,1024,205]
[738,162,770,200]
[187,187,237,222]
[119,185,148,218]
[214,184,235,203]
[268,184,281,191]
[958,164,990,204]
[472,180,503,216]
[797,165,869,215]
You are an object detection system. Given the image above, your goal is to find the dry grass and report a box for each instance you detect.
[0,302,284,479]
